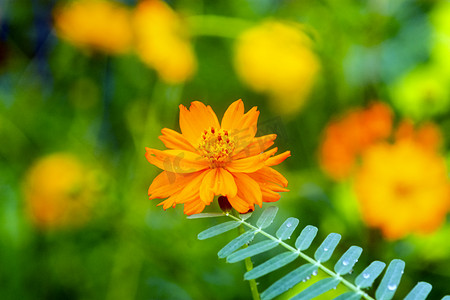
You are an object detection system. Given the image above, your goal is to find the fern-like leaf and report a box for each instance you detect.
[193,206,450,300]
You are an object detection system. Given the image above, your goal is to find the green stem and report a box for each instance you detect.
[233,211,260,300]
[187,15,254,38]
[226,213,375,300]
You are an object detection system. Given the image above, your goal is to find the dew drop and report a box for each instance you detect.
[323,248,329,252]
[286,223,292,228]
[312,270,318,276]
[388,284,397,291]
[305,276,310,281]
[342,260,349,266]
[363,273,370,279]
[333,286,337,290]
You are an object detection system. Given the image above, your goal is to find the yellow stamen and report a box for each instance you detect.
[198,127,235,167]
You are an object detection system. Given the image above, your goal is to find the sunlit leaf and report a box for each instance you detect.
[333,292,361,300]
[260,264,318,300]
[291,278,340,300]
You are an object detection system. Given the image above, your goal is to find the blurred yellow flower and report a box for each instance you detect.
[23,153,99,230]
[133,0,196,84]
[53,0,133,54]
[355,135,450,240]
[319,102,392,180]
[234,21,320,115]
[389,65,450,120]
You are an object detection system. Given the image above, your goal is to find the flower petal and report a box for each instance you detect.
[221,99,245,129]
[199,170,215,204]
[226,147,278,173]
[174,170,208,203]
[200,168,237,204]
[159,128,198,152]
[233,172,263,207]
[221,99,260,153]
[149,171,202,199]
[157,195,177,210]
[228,195,254,214]
[233,134,277,159]
[184,199,206,215]
[260,188,282,202]
[266,150,291,166]
[145,148,209,173]
[249,166,288,187]
[179,101,220,147]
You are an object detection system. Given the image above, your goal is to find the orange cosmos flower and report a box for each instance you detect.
[319,102,392,180]
[145,100,290,215]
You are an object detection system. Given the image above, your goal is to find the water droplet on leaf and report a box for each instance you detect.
[388,284,397,291]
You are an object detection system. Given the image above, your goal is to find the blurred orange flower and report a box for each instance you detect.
[145,100,290,215]
[319,102,392,180]
[133,0,196,83]
[355,138,450,239]
[23,153,99,230]
[53,0,132,54]
[234,21,320,116]
[395,120,442,152]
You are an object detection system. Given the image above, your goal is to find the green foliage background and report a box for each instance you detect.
[0,0,449,299]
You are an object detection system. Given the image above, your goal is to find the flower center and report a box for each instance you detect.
[198,127,235,167]
[393,182,414,199]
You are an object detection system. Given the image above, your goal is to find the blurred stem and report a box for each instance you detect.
[233,210,260,300]
[188,15,254,38]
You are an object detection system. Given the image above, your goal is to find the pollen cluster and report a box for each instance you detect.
[198,127,235,166]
